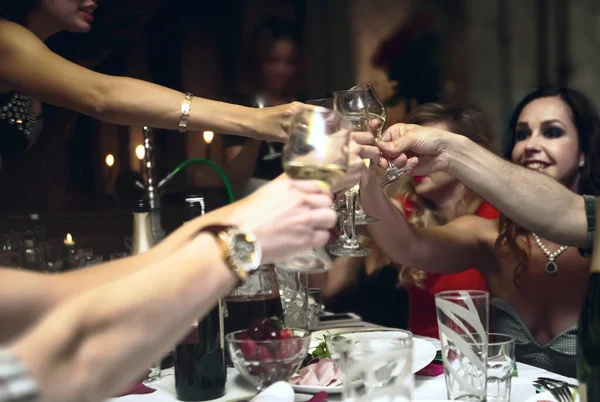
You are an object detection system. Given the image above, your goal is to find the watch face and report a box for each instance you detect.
[229,230,261,271]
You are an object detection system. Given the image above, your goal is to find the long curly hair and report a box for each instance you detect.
[389,103,496,288]
[0,0,40,25]
[496,87,600,287]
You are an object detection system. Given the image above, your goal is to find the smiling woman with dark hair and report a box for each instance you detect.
[0,0,313,158]
[359,86,600,376]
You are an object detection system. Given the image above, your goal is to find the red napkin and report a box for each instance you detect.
[307,391,328,402]
[114,371,157,397]
[116,382,157,396]
[416,362,444,377]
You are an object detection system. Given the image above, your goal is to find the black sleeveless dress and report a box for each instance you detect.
[0,91,43,156]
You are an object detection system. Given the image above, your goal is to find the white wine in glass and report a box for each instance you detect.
[284,161,347,189]
[279,109,351,273]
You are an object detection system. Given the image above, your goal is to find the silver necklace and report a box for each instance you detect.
[531,233,568,275]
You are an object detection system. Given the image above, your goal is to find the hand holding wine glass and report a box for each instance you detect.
[331,133,381,194]
[277,108,352,272]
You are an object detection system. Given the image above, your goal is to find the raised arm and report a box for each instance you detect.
[0,20,305,142]
[0,176,336,343]
[359,169,494,274]
[377,124,589,248]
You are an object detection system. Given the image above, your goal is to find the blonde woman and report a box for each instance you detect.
[317,104,498,332]
[394,103,498,338]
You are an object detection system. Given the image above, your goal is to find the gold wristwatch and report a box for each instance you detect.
[202,225,262,281]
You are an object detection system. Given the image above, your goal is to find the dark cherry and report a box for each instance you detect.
[248,320,268,341]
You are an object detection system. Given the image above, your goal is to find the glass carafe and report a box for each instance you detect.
[224,264,284,335]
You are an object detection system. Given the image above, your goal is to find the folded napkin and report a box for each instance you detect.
[115,383,156,396]
[250,382,295,402]
[307,391,328,402]
[114,371,156,397]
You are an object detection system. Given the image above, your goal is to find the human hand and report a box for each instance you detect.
[331,131,381,193]
[229,175,337,262]
[254,102,321,143]
[376,123,455,175]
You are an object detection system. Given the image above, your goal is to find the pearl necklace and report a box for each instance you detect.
[531,233,568,275]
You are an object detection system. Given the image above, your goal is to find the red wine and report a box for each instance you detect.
[577,198,600,402]
[174,195,226,400]
[224,294,285,335]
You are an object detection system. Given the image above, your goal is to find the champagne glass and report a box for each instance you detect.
[352,82,412,187]
[279,109,352,272]
[306,98,356,255]
[333,88,379,226]
[256,95,282,161]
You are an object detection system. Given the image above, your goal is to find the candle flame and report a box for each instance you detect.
[65,233,74,245]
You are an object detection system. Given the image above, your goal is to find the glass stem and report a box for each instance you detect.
[345,189,358,242]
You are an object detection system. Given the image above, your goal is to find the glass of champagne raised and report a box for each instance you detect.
[352,82,412,187]
[279,109,352,273]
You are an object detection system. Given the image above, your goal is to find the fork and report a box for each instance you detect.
[537,377,578,389]
[533,379,574,402]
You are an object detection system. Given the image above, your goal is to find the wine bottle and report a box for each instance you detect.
[174,195,227,401]
[577,198,600,402]
[131,199,154,256]
[131,199,162,383]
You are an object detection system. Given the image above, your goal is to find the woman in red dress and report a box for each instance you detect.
[392,103,498,338]
[316,103,498,333]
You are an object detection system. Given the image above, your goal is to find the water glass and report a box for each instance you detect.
[487,334,515,402]
[327,329,413,402]
[435,290,489,401]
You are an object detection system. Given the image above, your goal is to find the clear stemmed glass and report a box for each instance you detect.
[305,97,358,256]
[352,82,412,187]
[333,88,379,226]
[326,89,372,257]
[278,108,352,272]
[256,95,282,161]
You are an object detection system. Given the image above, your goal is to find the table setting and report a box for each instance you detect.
[108,288,577,402]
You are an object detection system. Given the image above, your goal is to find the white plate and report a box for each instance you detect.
[290,328,437,394]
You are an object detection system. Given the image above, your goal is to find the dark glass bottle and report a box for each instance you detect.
[174,195,227,401]
[578,198,600,402]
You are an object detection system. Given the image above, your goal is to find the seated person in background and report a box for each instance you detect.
[360,87,600,376]
[317,104,498,334]
[222,16,305,197]
[392,103,499,339]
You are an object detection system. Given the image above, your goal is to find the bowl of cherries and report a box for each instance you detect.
[226,317,311,390]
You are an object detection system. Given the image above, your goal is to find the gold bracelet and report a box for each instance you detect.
[178,92,193,132]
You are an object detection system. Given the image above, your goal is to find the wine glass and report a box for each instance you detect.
[279,109,352,272]
[256,96,282,161]
[352,82,412,187]
[333,88,379,226]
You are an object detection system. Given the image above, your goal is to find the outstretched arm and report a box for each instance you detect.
[448,135,588,248]
[0,177,336,344]
[11,234,237,402]
[359,169,494,274]
[0,20,304,142]
[377,124,589,248]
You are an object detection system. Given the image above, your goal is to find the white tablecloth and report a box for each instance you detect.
[109,362,574,402]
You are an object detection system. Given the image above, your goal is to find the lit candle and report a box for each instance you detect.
[63,233,76,270]
[64,233,75,246]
